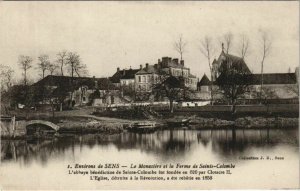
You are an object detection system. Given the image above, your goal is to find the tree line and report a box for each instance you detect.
[0,51,87,91]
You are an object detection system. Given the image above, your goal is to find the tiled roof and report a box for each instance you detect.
[33,75,118,90]
[110,68,139,82]
[165,62,188,69]
[246,73,297,85]
[189,73,197,78]
[120,69,139,79]
[136,65,160,75]
[198,74,211,86]
[218,51,251,74]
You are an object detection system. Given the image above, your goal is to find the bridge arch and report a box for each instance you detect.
[25,120,60,131]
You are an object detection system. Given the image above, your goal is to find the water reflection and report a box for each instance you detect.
[1,129,298,164]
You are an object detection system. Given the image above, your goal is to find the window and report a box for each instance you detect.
[138,76,141,82]
[142,76,146,83]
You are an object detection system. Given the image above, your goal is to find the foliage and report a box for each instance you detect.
[153,75,185,113]
[216,59,250,113]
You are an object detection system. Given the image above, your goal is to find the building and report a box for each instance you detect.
[33,75,122,108]
[110,67,139,88]
[198,50,299,102]
[196,74,211,100]
[133,57,197,101]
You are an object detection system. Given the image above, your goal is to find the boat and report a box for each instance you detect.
[166,118,191,127]
[128,122,158,133]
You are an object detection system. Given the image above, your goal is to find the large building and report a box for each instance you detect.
[198,50,299,102]
[113,57,198,101]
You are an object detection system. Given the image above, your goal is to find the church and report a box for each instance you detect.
[197,50,299,104]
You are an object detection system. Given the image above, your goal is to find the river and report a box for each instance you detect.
[0,128,299,189]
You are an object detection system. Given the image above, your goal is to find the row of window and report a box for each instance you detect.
[171,69,189,77]
[137,75,159,83]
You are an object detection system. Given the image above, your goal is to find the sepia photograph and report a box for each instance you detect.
[0,1,299,190]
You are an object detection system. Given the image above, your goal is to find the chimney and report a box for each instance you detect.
[180,60,184,66]
[146,63,149,69]
[162,57,168,64]
[93,76,98,89]
[140,64,143,70]
[117,67,120,72]
[158,59,161,64]
[172,58,179,64]
[168,57,172,63]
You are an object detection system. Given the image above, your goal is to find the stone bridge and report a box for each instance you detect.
[25,120,60,131]
[1,119,60,137]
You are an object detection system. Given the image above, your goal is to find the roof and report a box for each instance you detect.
[212,59,217,65]
[33,75,118,90]
[246,73,297,85]
[189,73,197,78]
[165,61,188,69]
[110,68,139,83]
[120,69,139,79]
[198,74,211,86]
[218,51,251,74]
[136,65,160,75]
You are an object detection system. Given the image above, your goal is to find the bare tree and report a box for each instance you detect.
[57,50,67,76]
[0,64,14,92]
[222,32,233,54]
[47,62,59,75]
[66,52,80,79]
[66,52,81,107]
[37,54,50,78]
[238,34,250,59]
[199,36,215,104]
[18,55,33,86]
[259,31,272,101]
[174,34,187,61]
[74,62,88,77]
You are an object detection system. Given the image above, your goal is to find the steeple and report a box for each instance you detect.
[221,42,225,52]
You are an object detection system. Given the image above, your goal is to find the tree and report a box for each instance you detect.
[18,55,33,86]
[259,31,272,101]
[222,32,233,54]
[0,64,14,92]
[56,50,67,76]
[32,84,58,118]
[66,52,83,107]
[199,36,215,104]
[47,62,59,75]
[37,54,50,78]
[154,76,185,113]
[74,62,88,77]
[66,52,87,77]
[238,34,250,59]
[216,57,250,114]
[174,34,187,61]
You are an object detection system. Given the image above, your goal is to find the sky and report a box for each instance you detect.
[0,1,299,82]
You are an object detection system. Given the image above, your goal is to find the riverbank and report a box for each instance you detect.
[187,116,298,129]
[1,106,298,140]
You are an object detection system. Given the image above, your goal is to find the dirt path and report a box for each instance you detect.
[73,114,141,124]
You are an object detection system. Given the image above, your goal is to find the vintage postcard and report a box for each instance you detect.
[0,1,299,190]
